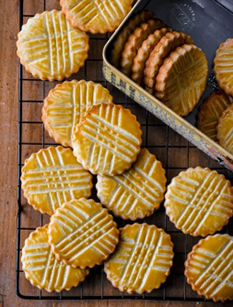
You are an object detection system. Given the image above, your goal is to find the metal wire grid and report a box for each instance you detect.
[16,0,233,301]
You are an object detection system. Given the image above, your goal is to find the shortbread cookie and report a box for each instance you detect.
[17,10,89,81]
[48,198,119,268]
[185,234,233,302]
[111,10,156,68]
[42,80,113,147]
[72,103,142,176]
[155,44,208,116]
[96,148,166,220]
[197,91,230,141]
[21,146,92,215]
[144,31,193,92]
[104,223,174,294]
[120,19,166,76]
[164,167,233,237]
[22,225,89,292]
[214,38,233,96]
[131,28,169,85]
[60,0,134,34]
[217,104,233,154]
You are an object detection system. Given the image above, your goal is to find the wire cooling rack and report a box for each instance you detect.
[16,0,233,301]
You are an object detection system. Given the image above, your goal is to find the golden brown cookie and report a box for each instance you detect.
[48,198,119,268]
[164,167,233,237]
[104,223,174,294]
[21,146,92,215]
[131,28,169,85]
[155,44,208,116]
[21,225,89,292]
[217,104,233,154]
[16,10,89,81]
[214,38,233,96]
[72,103,142,176]
[42,80,113,147]
[111,10,156,68]
[144,31,193,93]
[96,148,166,220]
[120,19,166,76]
[197,91,231,141]
[60,0,134,34]
[185,234,233,302]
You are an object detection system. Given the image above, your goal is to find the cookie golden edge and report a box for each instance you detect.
[184,233,233,302]
[164,166,233,237]
[60,0,134,34]
[48,199,120,269]
[42,80,113,148]
[104,223,174,294]
[16,10,89,81]
[217,104,233,149]
[21,224,90,292]
[72,102,142,176]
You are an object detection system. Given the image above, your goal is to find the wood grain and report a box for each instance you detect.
[0,0,232,306]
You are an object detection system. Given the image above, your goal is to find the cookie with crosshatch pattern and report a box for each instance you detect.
[72,103,142,176]
[42,80,113,147]
[217,104,233,155]
[164,167,233,237]
[185,234,233,302]
[21,224,89,292]
[96,148,167,220]
[16,10,89,81]
[60,0,134,34]
[104,223,174,294]
[21,146,92,215]
[48,198,119,268]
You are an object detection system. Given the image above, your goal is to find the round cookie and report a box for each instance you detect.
[155,44,208,116]
[17,10,89,81]
[21,146,92,215]
[185,234,233,302]
[72,103,142,176]
[60,0,134,34]
[42,80,113,147]
[217,104,233,154]
[48,198,119,268]
[197,91,231,141]
[104,223,174,294]
[22,225,89,292]
[214,38,233,96]
[96,148,166,220]
[164,167,233,237]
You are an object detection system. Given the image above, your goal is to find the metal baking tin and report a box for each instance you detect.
[103,0,233,171]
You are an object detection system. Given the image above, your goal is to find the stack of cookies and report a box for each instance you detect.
[111,10,208,117]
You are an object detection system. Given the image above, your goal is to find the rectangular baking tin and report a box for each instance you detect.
[103,0,233,171]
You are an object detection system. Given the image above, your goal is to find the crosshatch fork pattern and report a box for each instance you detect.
[17,0,233,301]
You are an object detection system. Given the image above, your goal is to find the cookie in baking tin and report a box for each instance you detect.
[155,44,208,116]
[96,148,166,220]
[21,225,89,292]
[60,0,134,34]
[214,38,233,96]
[104,223,174,294]
[144,31,193,93]
[16,10,89,81]
[72,103,142,176]
[164,167,233,237]
[120,19,166,76]
[131,28,170,86]
[21,146,92,215]
[42,80,113,147]
[217,104,233,154]
[185,234,233,302]
[48,198,119,268]
[197,91,231,141]
[111,10,156,68]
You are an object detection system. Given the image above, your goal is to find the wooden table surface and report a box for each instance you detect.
[1,0,232,306]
